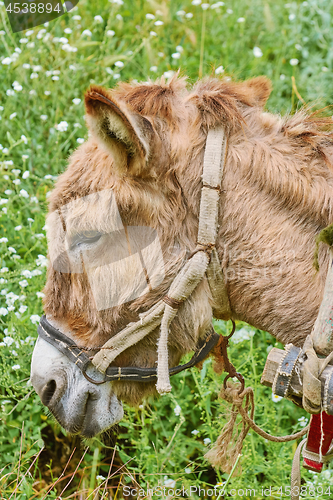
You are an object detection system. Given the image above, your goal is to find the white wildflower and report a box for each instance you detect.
[114,60,124,68]
[3,337,15,347]
[21,270,32,279]
[36,291,45,298]
[30,314,40,325]
[2,57,12,65]
[6,89,15,96]
[164,70,175,79]
[253,46,263,58]
[19,305,27,313]
[204,438,211,445]
[12,364,20,370]
[237,17,245,22]
[201,3,210,10]
[30,72,39,79]
[171,52,181,59]
[154,20,164,25]
[191,429,199,435]
[185,12,193,18]
[37,29,46,39]
[150,66,158,72]
[146,13,155,19]
[192,0,201,5]
[55,121,68,132]
[36,254,48,267]
[215,65,224,74]
[174,405,181,416]
[19,280,29,287]
[31,269,42,276]
[176,45,183,53]
[77,138,85,144]
[211,1,225,8]
[14,225,22,231]
[13,179,21,185]
[94,15,104,23]
[23,63,30,69]
[164,478,176,488]
[290,58,299,66]
[20,189,29,198]
[0,307,8,316]
[82,29,92,37]
[52,76,59,81]
[64,28,72,34]
[72,98,81,105]
[298,416,308,427]
[150,31,157,36]
[272,393,283,402]
[22,171,29,179]
[106,30,115,37]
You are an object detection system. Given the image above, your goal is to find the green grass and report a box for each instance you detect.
[1,0,333,497]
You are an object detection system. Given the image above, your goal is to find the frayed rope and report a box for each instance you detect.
[205,380,309,474]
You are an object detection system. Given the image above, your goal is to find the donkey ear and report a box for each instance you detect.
[189,76,272,130]
[84,85,155,176]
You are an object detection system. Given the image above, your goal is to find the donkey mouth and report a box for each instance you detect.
[46,388,122,438]
[50,401,103,438]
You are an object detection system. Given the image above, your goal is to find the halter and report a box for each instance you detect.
[37,126,232,394]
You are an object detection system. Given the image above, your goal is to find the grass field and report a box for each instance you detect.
[1,0,333,498]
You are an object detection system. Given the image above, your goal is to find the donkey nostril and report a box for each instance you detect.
[41,379,57,406]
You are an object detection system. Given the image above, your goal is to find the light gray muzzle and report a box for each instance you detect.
[31,334,123,438]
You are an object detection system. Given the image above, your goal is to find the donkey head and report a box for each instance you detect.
[31,75,275,437]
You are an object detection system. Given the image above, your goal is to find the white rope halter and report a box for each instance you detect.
[91,126,231,394]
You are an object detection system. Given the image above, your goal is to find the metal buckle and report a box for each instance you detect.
[81,363,108,385]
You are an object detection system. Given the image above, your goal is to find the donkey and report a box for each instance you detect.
[31,75,333,438]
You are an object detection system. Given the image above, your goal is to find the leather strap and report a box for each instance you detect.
[38,315,220,384]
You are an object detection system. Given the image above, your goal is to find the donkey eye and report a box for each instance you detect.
[69,231,102,250]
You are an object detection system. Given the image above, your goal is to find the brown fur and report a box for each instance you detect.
[43,74,333,405]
